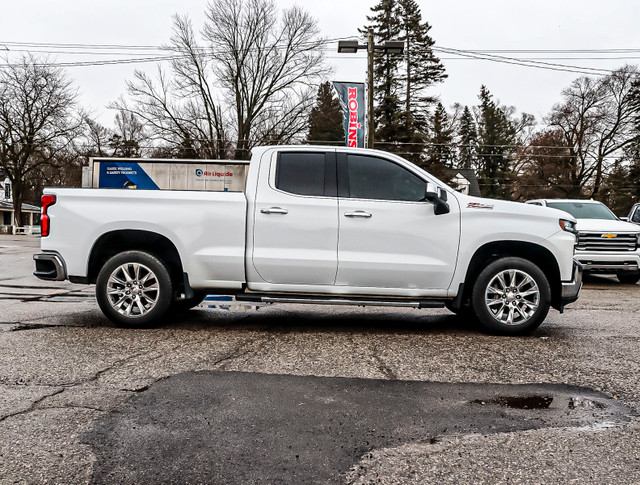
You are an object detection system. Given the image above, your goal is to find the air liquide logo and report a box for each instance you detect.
[347,87,362,148]
[195,168,234,178]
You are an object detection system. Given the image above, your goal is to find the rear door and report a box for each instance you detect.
[251,150,339,285]
[336,152,460,291]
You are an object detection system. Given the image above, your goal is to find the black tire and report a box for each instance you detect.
[445,300,476,319]
[96,250,173,327]
[471,257,551,335]
[617,272,640,284]
[171,290,208,313]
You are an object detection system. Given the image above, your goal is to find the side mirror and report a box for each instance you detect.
[619,216,629,222]
[425,183,450,215]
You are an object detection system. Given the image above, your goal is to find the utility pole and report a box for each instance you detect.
[337,37,404,149]
[367,28,375,148]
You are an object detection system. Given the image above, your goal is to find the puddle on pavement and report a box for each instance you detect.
[471,395,607,410]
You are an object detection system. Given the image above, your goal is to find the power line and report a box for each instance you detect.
[2,38,639,75]
[434,46,617,77]
[457,48,640,54]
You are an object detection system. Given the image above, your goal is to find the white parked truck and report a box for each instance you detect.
[526,199,640,284]
[34,146,582,334]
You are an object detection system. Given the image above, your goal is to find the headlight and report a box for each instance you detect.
[559,219,578,234]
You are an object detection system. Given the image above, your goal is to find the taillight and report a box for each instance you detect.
[41,194,56,237]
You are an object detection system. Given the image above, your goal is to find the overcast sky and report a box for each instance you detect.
[2,0,639,127]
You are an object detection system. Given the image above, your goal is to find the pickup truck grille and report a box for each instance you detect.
[577,232,638,252]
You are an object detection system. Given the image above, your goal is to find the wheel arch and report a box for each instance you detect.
[87,230,185,289]
[462,240,562,310]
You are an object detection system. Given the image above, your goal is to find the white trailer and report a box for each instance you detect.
[83,157,250,193]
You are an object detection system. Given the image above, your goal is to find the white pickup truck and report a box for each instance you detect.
[527,199,640,284]
[34,146,582,334]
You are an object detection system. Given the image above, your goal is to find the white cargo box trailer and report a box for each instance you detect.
[82,157,250,192]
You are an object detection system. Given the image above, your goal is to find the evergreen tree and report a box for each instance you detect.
[362,0,446,159]
[426,102,454,177]
[457,106,478,170]
[397,0,447,127]
[361,0,402,145]
[306,82,344,144]
[476,86,516,199]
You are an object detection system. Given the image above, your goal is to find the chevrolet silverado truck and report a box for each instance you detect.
[34,146,582,334]
[526,199,640,284]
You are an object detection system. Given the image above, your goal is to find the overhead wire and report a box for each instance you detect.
[1,38,639,76]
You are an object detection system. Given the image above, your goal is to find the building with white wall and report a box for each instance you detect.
[0,177,40,234]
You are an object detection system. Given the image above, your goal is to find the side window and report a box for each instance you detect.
[632,207,640,223]
[346,155,426,202]
[275,152,326,196]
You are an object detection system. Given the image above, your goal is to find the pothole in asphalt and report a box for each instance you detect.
[84,372,632,485]
[471,395,607,410]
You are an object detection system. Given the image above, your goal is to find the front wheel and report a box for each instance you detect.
[96,250,173,327]
[471,257,551,335]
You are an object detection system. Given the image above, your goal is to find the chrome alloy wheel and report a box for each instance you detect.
[484,269,540,326]
[106,262,160,318]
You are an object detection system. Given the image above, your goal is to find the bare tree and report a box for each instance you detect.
[83,116,112,157]
[110,15,228,159]
[511,130,579,200]
[108,110,148,157]
[0,55,81,226]
[548,66,639,197]
[116,0,328,159]
[204,0,329,158]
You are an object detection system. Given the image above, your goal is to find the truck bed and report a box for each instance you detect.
[42,188,248,289]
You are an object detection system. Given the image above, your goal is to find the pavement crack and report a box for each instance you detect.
[39,404,106,413]
[210,334,275,370]
[0,309,102,330]
[42,348,160,388]
[370,343,398,380]
[0,388,65,423]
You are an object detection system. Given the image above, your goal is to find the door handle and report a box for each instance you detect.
[344,211,372,218]
[261,207,288,214]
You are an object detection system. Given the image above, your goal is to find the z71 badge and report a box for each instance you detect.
[467,202,494,209]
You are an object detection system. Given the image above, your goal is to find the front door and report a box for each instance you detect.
[336,153,460,291]
[251,150,339,285]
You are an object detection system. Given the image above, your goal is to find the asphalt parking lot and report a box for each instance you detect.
[1,234,639,484]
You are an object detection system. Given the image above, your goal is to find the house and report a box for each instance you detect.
[0,177,41,234]
[444,168,482,197]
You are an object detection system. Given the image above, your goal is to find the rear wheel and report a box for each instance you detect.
[96,251,173,327]
[617,272,640,284]
[471,257,551,335]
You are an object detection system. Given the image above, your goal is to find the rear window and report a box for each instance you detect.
[275,152,326,196]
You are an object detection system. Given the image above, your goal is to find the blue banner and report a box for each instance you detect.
[333,82,366,148]
[98,162,159,189]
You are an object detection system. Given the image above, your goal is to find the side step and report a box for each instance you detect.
[235,293,445,309]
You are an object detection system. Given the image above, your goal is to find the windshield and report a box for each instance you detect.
[546,202,618,220]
